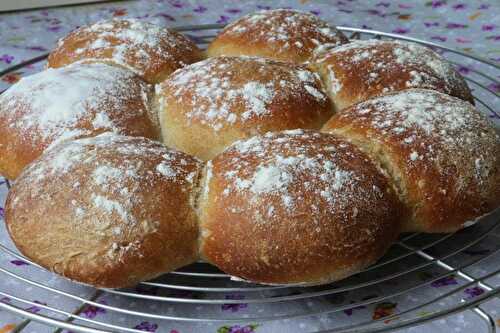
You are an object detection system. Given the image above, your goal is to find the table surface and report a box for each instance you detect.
[0,1,499,332]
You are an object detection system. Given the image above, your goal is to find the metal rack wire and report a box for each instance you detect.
[0,25,499,333]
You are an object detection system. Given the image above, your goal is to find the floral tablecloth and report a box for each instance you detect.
[0,1,499,333]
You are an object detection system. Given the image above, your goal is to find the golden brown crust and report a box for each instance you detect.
[207,9,348,63]
[156,56,333,161]
[0,63,158,180]
[5,134,203,288]
[47,18,203,84]
[322,89,500,233]
[310,40,474,111]
[199,130,402,285]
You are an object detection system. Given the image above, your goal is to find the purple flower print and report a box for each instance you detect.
[464,287,485,299]
[10,259,29,266]
[81,301,107,319]
[339,9,353,13]
[456,65,471,75]
[392,28,410,34]
[134,321,158,332]
[361,24,373,29]
[0,207,4,218]
[310,10,321,16]
[424,22,439,27]
[226,8,241,14]
[257,5,271,10]
[482,24,496,31]
[428,1,445,8]
[488,82,500,93]
[452,4,466,10]
[478,4,490,10]
[376,2,390,7]
[193,5,207,13]
[168,0,184,8]
[430,36,447,42]
[217,324,259,333]
[431,276,458,287]
[221,294,248,312]
[446,23,468,29]
[0,297,11,303]
[216,15,231,24]
[0,54,14,64]
[26,301,47,313]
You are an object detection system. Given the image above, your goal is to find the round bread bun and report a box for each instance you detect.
[207,9,348,64]
[0,62,158,180]
[156,56,333,161]
[310,39,474,111]
[5,133,203,288]
[199,129,402,285]
[321,89,500,233]
[47,18,203,84]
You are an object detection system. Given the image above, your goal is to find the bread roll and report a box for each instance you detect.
[199,130,402,285]
[322,89,500,233]
[156,56,333,160]
[207,9,348,63]
[47,18,203,84]
[5,134,203,288]
[0,62,157,180]
[310,40,474,111]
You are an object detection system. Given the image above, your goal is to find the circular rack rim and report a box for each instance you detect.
[0,24,499,333]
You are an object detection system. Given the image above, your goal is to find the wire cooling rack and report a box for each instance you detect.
[0,25,499,333]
